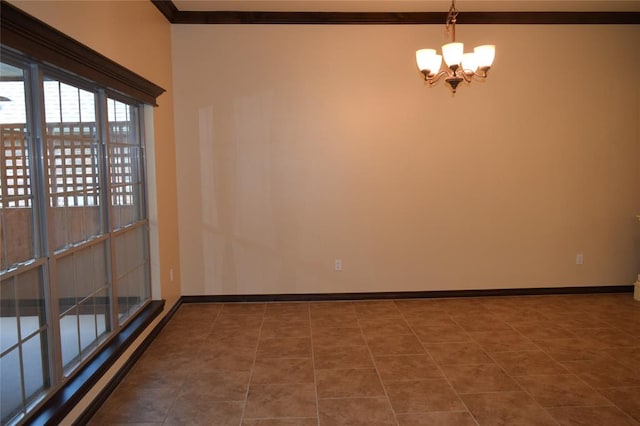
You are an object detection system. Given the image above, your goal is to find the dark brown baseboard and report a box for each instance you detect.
[181,285,633,304]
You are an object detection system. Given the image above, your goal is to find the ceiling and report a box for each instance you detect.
[172,0,640,12]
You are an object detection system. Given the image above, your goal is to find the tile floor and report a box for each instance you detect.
[90,293,640,425]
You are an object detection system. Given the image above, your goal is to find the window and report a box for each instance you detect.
[0,54,152,425]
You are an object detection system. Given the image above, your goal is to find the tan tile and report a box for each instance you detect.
[441,364,521,394]
[164,399,243,425]
[182,370,250,401]
[316,368,384,398]
[403,313,457,328]
[251,358,314,384]
[173,303,221,321]
[312,327,366,347]
[488,307,550,323]
[354,301,400,317]
[384,379,464,413]
[215,314,264,329]
[221,303,266,315]
[396,411,477,425]
[462,391,558,425]
[425,342,494,365]
[123,358,191,387]
[600,386,640,422]
[89,420,162,426]
[261,317,310,328]
[440,299,490,315]
[243,419,317,426]
[92,386,176,423]
[260,321,311,339]
[533,337,605,362]
[208,326,261,340]
[244,383,317,419]
[512,322,575,340]
[359,317,412,338]
[515,374,611,407]
[468,329,538,352]
[394,299,448,314]
[257,337,312,359]
[598,345,640,370]
[309,301,357,316]
[318,397,396,425]
[204,332,260,350]
[195,347,256,371]
[148,333,204,356]
[492,350,568,376]
[575,327,639,348]
[412,324,471,344]
[367,334,425,356]
[314,345,374,369]
[374,354,443,382]
[554,316,612,329]
[453,314,513,332]
[264,302,309,317]
[546,405,639,425]
[161,320,212,337]
[561,357,640,388]
[311,315,359,329]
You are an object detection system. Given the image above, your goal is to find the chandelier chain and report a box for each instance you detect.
[445,0,459,41]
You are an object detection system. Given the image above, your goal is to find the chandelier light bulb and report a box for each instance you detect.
[461,52,478,74]
[442,42,464,68]
[416,49,437,73]
[428,54,443,76]
[474,45,496,68]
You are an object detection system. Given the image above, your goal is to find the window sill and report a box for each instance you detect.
[25,300,165,426]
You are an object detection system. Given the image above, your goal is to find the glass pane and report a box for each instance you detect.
[74,246,95,300]
[107,99,138,145]
[78,299,96,352]
[0,346,22,424]
[95,289,108,337]
[56,253,76,315]
[16,267,46,337]
[22,332,46,399]
[0,62,34,271]
[44,78,101,250]
[56,242,109,313]
[92,242,108,293]
[108,98,142,230]
[114,226,149,323]
[60,308,80,370]
[0,276,18,353]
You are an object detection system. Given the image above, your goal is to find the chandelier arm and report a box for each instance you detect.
[469,70,489,80]
[426,70,450,85]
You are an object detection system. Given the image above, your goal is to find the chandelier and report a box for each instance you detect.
[416,0,495,93]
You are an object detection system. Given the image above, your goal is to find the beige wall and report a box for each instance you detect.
[172,24,640,295]
[11,0,181,306]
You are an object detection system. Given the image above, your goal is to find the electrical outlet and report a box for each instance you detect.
[334,259,342,271]
[576,254,584,265]
[170,268,174,281]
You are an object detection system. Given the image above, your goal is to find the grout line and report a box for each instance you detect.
[238,303,267,426]
[308,303,321,426]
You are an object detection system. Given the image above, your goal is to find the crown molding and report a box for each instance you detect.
[151,0,640,24]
